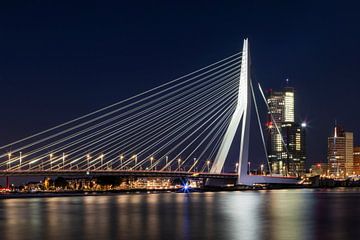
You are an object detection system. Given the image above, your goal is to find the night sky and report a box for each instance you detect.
[1,1,360,169]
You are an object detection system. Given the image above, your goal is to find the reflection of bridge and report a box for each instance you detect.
[0,39,298,186]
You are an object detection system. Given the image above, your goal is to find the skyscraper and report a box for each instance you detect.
[327,126,353,176]
[282,122,306,175]
[266,85,306,176]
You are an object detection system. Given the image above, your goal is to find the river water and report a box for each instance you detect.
[0,188,359,240]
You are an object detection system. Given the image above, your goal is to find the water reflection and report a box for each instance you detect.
[0,188,360,240]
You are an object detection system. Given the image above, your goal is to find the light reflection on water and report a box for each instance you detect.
[0,188,360,240]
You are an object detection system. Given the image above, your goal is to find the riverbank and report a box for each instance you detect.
[0,188,181,199]
[2,184,360,199]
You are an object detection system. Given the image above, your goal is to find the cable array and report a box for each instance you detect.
[1,52,242,173]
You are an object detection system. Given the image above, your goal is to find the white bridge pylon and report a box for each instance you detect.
[210,39,299,186]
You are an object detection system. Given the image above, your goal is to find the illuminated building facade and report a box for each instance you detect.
[282,122,306,175]
[284,87,295,122]
[267,86,306,176]
[327,126,353,176]
[310,163,329,176]
[353,146,360,175]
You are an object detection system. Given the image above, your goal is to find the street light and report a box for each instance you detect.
[120,155,124,169]
[248,162,251,175]
[87,154,91,170]
[7,153,11,170]
[100,154,104,169]
[62,153,66,170]
[19,152,22,169]
[261,164,264,175]
[206,160,210,172]
[178,158,181,171]
[134,154,137,165]
[235,163,239,172]
[150,157,154,170]
[50,153,53,170]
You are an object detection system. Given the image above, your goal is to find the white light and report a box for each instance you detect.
[284,91,294,122]
[301,122,307,128]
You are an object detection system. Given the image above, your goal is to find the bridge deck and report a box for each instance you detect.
[0,170,238,179]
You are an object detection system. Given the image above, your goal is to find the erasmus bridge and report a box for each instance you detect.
[0,39,298,186]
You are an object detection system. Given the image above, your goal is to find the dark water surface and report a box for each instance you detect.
[0,188,360,240]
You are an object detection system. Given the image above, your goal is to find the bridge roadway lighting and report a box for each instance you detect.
[120,155,124,169]
[150,157,154,170]
[177,158,181,171]
[235,163,239,172]
[7,153,11,170]
[62,153,66,170]
[50,153,54,170]
[87,154,91,170]
[100,154,104,169]
[19,152,22,169]
[207,160,211,172]
[248,162,251,175]
[132,155,137,168]
[261,164,264,175]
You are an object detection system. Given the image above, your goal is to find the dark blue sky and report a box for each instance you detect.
[0,1,360,167]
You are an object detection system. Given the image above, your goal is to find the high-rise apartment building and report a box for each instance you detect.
[266,86,306,176]
[327,126,353,176]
